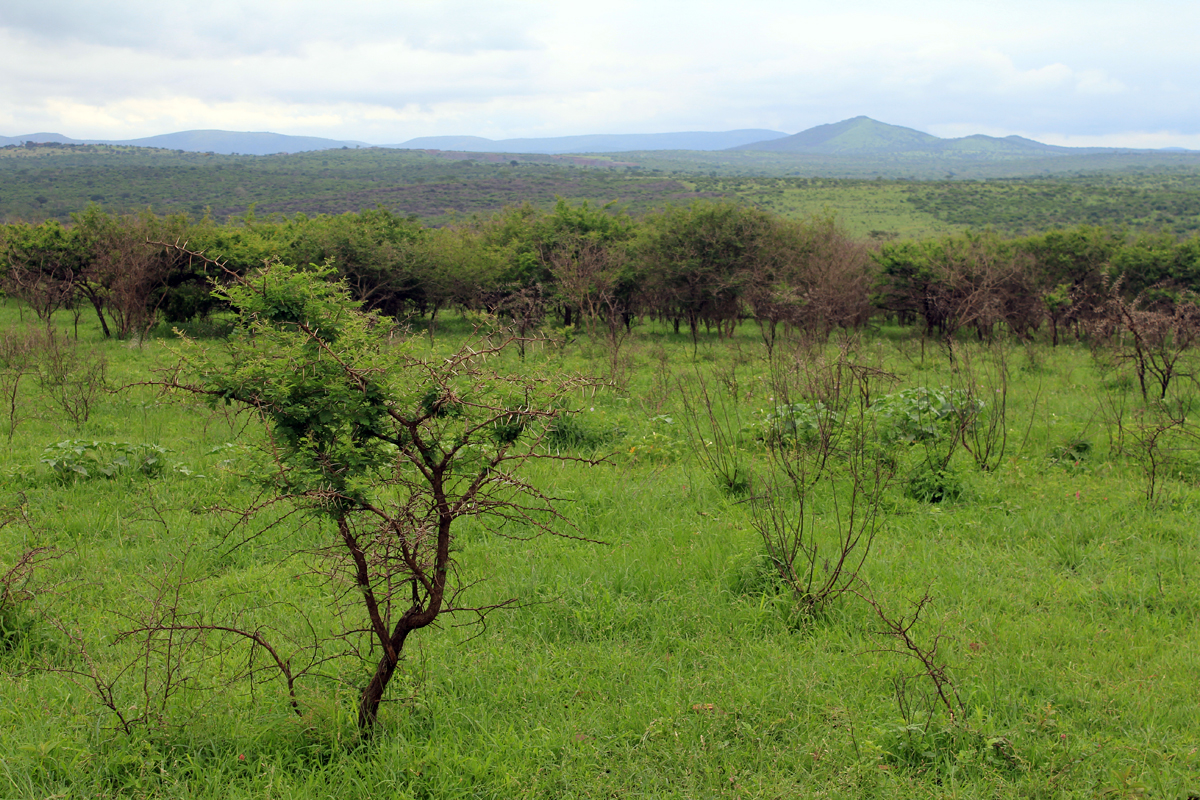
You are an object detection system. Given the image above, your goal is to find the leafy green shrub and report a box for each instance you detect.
[876,722,1017,776]
[873,386,983,445]
[625,416,685,462]
[1049,436,1092,464]
[40,440,169,481]
[755,401,830,445]
[904,461,963,503]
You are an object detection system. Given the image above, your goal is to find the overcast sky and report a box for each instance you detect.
[3,0,1198,148]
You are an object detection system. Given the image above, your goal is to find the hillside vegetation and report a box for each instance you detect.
[5,139,1200,234]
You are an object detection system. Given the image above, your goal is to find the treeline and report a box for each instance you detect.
[3,201,1200,350]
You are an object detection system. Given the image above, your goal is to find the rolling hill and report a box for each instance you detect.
[730,116,1116,157]
[0,130,368,155]
[5,118,1196,161]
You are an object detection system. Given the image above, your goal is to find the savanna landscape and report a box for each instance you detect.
[3,143,1200,799]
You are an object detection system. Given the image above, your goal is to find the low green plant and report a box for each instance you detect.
[903,461,963,503]
[873,386,984,445]
[1049,435,1092,464]
[755,400,830,445]
[876,722,1017,777]
[544,411,623,451]
[39,440,168,480]
[625,416,686,462]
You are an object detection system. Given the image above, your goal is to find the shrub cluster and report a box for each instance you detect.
[4,201,1200,355]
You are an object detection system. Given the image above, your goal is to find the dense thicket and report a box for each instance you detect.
[3,201,1200,347]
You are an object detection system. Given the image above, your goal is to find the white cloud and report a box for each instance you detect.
[40,96,349,138]
[1026,130,1200,150]
[1,0,1199,146]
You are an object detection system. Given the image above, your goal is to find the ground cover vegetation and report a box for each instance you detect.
[2,196,1200,797]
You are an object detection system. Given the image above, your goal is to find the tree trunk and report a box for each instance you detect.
[358,626,413,729]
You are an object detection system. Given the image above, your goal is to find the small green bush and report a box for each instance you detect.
[40,440,169,481]
[1049,436,1092,464]
[755,401,830,445]
[904,461,963,503]
[873,386,983,445]
[877,722,1018,776]
[544,413,622,451]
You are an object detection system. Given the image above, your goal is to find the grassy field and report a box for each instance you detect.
[2,302,1200,798]
[678,177,962,239]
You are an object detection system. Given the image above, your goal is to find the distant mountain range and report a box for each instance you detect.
[1,117,1193,157]
[0,128,786,155]
[0,130,369,155]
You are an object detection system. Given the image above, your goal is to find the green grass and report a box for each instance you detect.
[3,303,1200,798]
[679,177,962,239]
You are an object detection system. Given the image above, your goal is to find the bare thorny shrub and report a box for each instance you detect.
[856,588,963,728]
[44,545,331,735]
[680,336,897,616]
[0,506,69,649]
[1091,289,1200,503]
[1098,284,1200,402]
[677,370,752,498]
[1098,389,1200,504]
[35,327,108,427]
[750,338,897,616]
[853,585,1020,771]
[0,329,42,441]
[0,326,108,436]
[947,339,1013,472]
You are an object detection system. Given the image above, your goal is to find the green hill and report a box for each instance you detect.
[732,116,1110,158]
[734,116,940,153]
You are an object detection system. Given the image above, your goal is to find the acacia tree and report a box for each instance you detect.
[874,232,1037,345]
[73,209,189,338]
[170,263,592,728]
[0,220,85,326]
[1016,225,1122,345]
[639,201,776,348]
[744,213,874,350]
[284,208,428,317]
